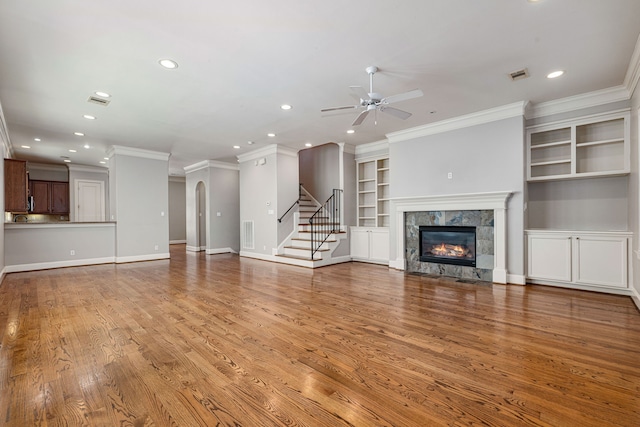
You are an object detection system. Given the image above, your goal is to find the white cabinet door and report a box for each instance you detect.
[369,228,389,262]
[527,233,572,282]
[350,228,371,260]
[574,236,627,288]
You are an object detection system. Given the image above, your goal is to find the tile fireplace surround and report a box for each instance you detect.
[390,192,513,284]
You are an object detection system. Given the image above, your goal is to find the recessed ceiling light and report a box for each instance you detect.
[547,70,565,79]
[233,145,240,149]
[99,161,106,164]
[69,149,77,153]
[95,91,110,98]
[267,133,276,137]
[305,143,312,147]
[64,159,71,163]
[83,114,96,120]
[34,138,41,142]
[21,145,30,149]
[247,141,254,145]
[74,132,84,136]
[280,104,292,110]
[159,59,178,69]
[347,129,355,134]
[83,144,90,149]
[104,157,109,160]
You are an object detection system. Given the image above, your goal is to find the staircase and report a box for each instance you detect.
[275,189,349,268]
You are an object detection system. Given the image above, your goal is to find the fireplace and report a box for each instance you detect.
[419,226,476,267]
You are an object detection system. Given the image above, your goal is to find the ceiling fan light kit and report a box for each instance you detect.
[321,65,423,126]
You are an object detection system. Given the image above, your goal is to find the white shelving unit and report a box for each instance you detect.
[527,110,630,181]
[525,109,632,295]
[356,157,389,227]
[353,156,390,264]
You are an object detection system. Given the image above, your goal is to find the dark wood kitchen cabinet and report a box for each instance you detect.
[4,159,29,212]
[29,180,69,214]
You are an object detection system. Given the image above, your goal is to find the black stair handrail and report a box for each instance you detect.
[278,184,303,223]
[309,189,342,260]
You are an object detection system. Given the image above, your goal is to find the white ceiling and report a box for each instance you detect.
[1,0,639,175]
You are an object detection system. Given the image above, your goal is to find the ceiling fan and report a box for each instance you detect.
[321,66,423,126]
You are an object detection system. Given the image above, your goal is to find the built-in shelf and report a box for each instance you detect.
[526,110,630,181]
[357,156,389,227]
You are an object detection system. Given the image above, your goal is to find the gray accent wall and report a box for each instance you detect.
[185,162,240,253]
[527,177,628,231]
[108,148,170,259]
[168,177,186,242]
[389,116,525,276]
[298,143,340,202]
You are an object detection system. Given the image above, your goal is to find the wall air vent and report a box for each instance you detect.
[242,220,255,249]
[509,68,529,81]
[87,96,110,106]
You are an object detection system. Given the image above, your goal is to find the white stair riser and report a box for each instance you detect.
[284,247,324,259]
[290,240,330,250]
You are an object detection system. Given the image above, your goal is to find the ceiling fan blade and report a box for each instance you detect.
[352,110,370,126]
[321,105,358,112]
[381,89,424,105]
[350,86,369,101]
[380,106,412,120]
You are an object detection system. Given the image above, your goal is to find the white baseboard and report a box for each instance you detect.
[206,247,237,255]
[0,267,6,283]
[631,286,640,312]
[115,253,170,263]
[239,251,278,262]
[507,274,526,285]
[169,240,187,245]
[389,258,405,270]
[4,257,116,273]
[186,245,201,252]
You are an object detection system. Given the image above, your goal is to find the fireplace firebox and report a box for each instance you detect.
[419,226,476,267]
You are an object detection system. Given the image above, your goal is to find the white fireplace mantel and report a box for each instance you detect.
[389,191,513,284]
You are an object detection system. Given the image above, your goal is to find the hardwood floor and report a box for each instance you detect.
[1,245,639,426]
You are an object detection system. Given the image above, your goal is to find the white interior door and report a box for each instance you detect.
[76,180,105,222]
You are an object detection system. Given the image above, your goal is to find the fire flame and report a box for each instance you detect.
[430,243,469,258]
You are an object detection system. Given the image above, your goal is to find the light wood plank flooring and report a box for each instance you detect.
[1,245,639,426]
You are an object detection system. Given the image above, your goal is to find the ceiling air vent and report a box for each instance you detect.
[509,68,529,81]
[87,96,110,106]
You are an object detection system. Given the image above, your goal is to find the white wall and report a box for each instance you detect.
[389,115,526,277]
[108,147,170,261]
[168,177,186,243]
[239,145,298,257]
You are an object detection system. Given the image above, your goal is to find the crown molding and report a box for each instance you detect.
[169,175,186,182]
[337,142,356,155]
[236,144,298,163]
[624,33,640,98]
[354,139,389,156]
[387,101,527,144]
[184,160,239,174]
[526,86,630,120]
[66,164,108,174]
[106,145,170,161]
[28,162,69,173]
